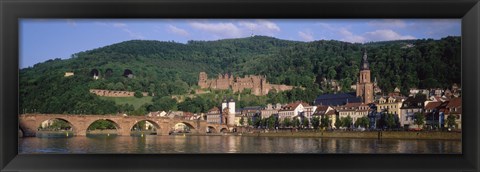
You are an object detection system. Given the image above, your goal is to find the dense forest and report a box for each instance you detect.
[19,36,461,115]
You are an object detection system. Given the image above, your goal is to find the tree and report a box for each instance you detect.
[320,115,331,129]
[302,118,310,129]
[283,117,292,128]
[335,117,342,129]
[239,117,245,126]
[342,115,353,129]
[134,91,143,98]
[355,116,370,128]
[292,118,301,128]
[247,117,253,126]
[385,113,396,129]
[414,112,425,128]
[311,116,320,130]
[267,116,276,129]
[151,96,177,111]
[446,114,457,128]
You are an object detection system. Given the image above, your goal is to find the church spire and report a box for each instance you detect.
[361,49,370,70]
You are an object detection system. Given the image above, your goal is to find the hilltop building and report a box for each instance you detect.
[64,72,74,77]
[198,72,294,96]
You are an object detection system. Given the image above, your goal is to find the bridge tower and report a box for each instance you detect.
[227,98,236,127]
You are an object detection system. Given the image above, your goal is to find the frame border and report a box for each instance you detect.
[1,0,479,171]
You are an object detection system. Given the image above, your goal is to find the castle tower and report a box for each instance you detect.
[198,72,208,88]
[356,49,374,104]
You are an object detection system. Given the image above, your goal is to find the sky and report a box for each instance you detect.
[20,19,461,69]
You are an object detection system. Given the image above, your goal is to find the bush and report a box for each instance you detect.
[134,91,143,98]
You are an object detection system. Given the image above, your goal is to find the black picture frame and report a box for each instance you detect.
[1,0,479,171]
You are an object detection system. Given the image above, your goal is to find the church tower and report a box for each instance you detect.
[356,49,374,104]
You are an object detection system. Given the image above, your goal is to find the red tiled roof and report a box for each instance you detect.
[325,110,336,115]
[315,105,329,112]
[283,101,309,110]
[343,102,362,108]
[446,97,461,108]
[424,102,442,110]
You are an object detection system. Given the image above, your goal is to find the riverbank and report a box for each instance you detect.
[241,131,461,140]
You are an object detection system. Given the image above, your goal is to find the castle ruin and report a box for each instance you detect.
[198,72,294,96]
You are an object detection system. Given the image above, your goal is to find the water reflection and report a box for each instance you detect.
[18,136,461,154]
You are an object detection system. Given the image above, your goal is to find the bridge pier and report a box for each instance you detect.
[157,129,170,136]
[75,130,87,136]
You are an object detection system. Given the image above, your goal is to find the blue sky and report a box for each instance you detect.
[20,19,461,68]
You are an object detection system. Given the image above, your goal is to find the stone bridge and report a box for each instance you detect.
[19,114,230,137]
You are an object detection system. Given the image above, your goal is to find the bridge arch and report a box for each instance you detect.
[37,118,76,131]
[129,119,161,135]
[174,122,196,129]
[87,119,121,130]
[220,128,228,133]
[207,126,217,133]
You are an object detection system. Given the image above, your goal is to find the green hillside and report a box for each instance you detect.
[99,96,153,110]
[19,36,461,115]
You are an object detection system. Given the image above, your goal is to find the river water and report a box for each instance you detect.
[18,135,461,154]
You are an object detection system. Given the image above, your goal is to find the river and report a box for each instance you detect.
[18,135,461,154]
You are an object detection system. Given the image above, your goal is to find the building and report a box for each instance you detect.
[399,95,427,129]
[64,72,74,77]
[260,104,280,119]
[356,50,374,104]
[337,103,369,125]
[278,102,309,121]
[238,106,263,121]
[313,105,337,128]
[424,101,447,129]
[376,96,405,118]
[445,97,462,129]
[197,72,294,96]
[206,107,221,124]
[314,92,362,106]
[303,105,318,120]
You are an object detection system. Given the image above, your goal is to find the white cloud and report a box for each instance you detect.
[108,22,145,39]
[298,31,314,42]
[315,23,336,31]
[188,20,281,39]
[189,22,242,38]
[167,25,189,37]
[339,28,365,43]
[238,19,280,36]
[364,29,415,42]
[122,28,145,39]
[337,28,414,43]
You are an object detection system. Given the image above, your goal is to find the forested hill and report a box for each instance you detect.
[20,35,460,114]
